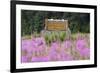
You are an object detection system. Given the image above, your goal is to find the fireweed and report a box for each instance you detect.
[21,33,90,62]
[76,38,90,58]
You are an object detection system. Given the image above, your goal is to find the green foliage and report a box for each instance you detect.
[44,33,52,45]
[44,34,49,45]
[21,10,90,36]
[59,31,67,42]
[51,32,56,42]
[33,31,40,37]
[33,12,44,33]
[44,31,67,45]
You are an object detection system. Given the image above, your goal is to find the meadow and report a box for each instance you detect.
[21,32,90,62]
[21,10,90,63]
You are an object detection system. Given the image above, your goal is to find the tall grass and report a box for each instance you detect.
[59,31,67,42]
[44,31,67,45]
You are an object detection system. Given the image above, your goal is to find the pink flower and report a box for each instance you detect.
[31,37,46,52]
[22,40,34,53]
[48,50,59,61]
[76,39,90,57]
[50,42,60,51]
[79,48,90,57]
[21,56,28,63]
[59,51,73,61]
[48,42,61,61]
[63,40,72,49]
[35,37,46,46]
[31,56,49,62]
[76,39,86,51]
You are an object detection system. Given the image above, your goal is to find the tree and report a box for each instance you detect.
[21,10,90,36]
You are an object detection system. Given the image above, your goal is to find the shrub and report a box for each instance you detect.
[44,34,49,45]
[59,31,67,42]
[33,31,40,37]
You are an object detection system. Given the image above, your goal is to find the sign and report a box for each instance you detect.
[45,19,68,31]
